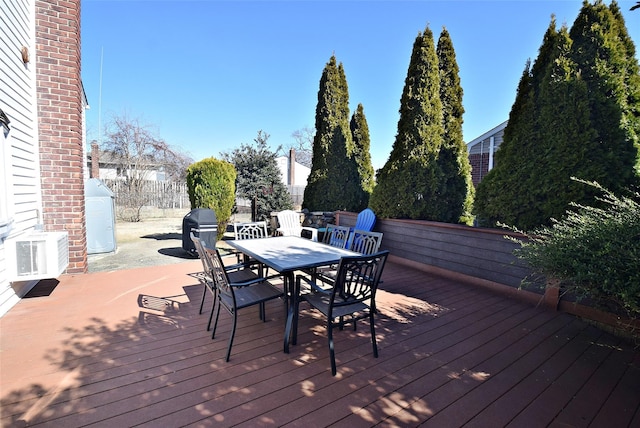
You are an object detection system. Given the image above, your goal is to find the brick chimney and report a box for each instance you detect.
[289,148,295,186]
[91,142,100,178]
[36,0,87,273]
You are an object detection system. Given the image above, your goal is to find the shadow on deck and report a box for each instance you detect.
[1,259,639,427]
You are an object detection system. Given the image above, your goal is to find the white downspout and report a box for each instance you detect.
[488,136,495,171]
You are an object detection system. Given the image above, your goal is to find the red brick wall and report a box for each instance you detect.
[35,0,87,274]
[91,142,100,178]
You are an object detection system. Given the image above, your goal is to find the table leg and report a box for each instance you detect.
[283,271,295,353]
[292,275,300,346]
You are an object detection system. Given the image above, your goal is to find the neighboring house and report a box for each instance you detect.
[276,149,310,186]
[87,143,167,182]
[0,0,86,317]
[276,149,310,208]
[466,120,508,186]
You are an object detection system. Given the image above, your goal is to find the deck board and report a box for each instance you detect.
[1,258,639,427]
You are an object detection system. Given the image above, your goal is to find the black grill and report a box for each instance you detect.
[182,208,218,255]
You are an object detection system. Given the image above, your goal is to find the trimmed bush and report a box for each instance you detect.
[508,180,640,319]
[186,157,236,239]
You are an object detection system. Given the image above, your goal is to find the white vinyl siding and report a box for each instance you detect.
[0,0,42,317]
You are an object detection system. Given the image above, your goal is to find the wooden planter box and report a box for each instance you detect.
[336,211,537,296]
[335,211,639,337]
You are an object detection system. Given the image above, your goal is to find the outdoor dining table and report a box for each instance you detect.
[226,235,359,353]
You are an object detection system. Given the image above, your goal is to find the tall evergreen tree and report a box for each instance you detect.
[475,19,561,228]
[436,27,474,224]
[569,0,640,191]
[350,103,375,210]
[474,60,539,228]
[537,25,599,222]
[475,2,640,231]
[370,26,443,219]
[476,18,588,230]
[610,1,640,176]
[222,130,293,222]
[571,0,640,180]
[303,56,362,212]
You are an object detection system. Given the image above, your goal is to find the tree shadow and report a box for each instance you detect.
[0,285,203,426]
[2,263,572,427]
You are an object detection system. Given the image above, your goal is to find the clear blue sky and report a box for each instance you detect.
[81,0,640,170]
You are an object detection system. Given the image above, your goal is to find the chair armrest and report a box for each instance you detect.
[301,226,318,242]
[230,276,269,287]
[297,274,332,295]
[223,262,248,272]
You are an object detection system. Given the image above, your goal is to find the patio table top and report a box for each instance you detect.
[226,236,359,273]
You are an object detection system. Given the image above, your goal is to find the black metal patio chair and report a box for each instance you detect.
[206,246,284,362]
[189,233,217,316]
[233,221,270,275]
[322,224,351,249]
[347,229,383,255]
[296,250,390,375]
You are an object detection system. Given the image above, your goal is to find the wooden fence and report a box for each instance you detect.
[103,179,190,210]
[103,180,305,210]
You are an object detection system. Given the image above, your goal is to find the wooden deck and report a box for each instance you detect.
[1,258,639,427]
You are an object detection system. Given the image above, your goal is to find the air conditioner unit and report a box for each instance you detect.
[7,231,69,281]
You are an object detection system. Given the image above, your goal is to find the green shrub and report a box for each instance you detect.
[507,179,640,319]
[186,157,237,239]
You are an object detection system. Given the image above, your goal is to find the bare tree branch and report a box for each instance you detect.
[101,113,193,220]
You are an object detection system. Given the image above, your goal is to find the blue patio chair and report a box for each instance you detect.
[353,208,376,232]
[346,208,377,250]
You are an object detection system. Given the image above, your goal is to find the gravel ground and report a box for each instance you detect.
[87,212,250,273]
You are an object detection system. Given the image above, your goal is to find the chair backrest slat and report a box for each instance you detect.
[276,210,302,235]
[331,251,389,309]
[191,232,214,274]
[323,224,351,249]
[205,247,233,301]
[354,208,376,232]
[349,230,383,255]
[234,221,269,240]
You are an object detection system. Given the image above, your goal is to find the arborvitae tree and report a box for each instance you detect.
[474,61,539,228]
[303,56,362,212]
[536,26,598,221]
[475,2,640,231]
[569,0,640,185]
[222,130,293,222]
[435,27,474,224]
[350,103,375,210]
[370,26,443,219]
[610,0,640,176]
[476,20,562,229]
